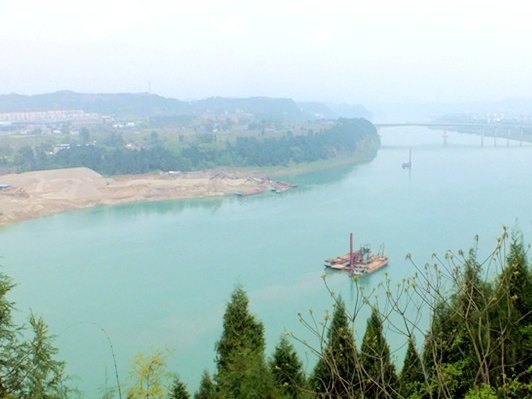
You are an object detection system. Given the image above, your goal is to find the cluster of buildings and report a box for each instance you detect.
[0,110,101,124]
[0,110,107,136]
[461,112,532,125]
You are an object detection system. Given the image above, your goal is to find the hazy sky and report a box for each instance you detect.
[1,0,531,103]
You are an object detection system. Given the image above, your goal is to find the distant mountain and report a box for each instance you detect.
[191,96,306,121]
[297,101,372,120]
[0,91,310,121]
[297,102,337,119]
[0,91,188,117]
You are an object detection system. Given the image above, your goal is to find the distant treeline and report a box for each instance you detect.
[2,118,378,175]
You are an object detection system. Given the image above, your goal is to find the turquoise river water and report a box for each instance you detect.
[1,127,532,397]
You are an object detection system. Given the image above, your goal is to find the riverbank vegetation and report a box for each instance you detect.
[1,230,531,398]
[0,119,378,175]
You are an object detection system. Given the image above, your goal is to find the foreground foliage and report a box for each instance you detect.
[0,274,71,399]
[1,230,531,398]
[178,230,530,399]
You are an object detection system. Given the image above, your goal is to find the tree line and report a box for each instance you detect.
[0,230,530,398]
[0,119,378,175]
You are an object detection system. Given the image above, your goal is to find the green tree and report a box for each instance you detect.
[149,131,161,147]
[400,338,424,398]
[80,128,91,144]
[463,384,497,399]
[104,132,125,148]
[311,298,360,398]
[15,145,36,171]
[270,335,306,398]
[193,371,216,399]
[422,300,473,398]
[0,273,24,397]
[359,308,398,399]
[487,234,532,388]
[215,286,274,398]
[20,314,70,399]
[502,235,532,324]
[421,252,492,398]
[168,376,189,399]
[128,351,170,399]
[499,365,532,398]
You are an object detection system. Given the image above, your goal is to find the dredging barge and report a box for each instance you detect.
[324,233,389,276]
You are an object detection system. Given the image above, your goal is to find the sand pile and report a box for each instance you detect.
[0,167,279,226]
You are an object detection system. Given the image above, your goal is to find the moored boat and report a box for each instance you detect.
[325,233,389,277]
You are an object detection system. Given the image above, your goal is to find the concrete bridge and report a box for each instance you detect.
[374,122,532,129]
[373,121,532,146]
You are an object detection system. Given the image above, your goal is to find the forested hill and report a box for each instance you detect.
[0,91,370,121]
[0,91,306,120]
[6,118,379,175]
[0,91,188,118]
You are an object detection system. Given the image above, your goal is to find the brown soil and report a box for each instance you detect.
[0,167,280,226]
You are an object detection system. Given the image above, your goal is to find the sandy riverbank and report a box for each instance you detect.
[0,167,289,226]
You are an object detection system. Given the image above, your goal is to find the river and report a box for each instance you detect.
[1,127,531,397]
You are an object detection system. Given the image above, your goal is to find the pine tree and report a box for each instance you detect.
[458,255,490,390]
[503,235,532,323]
[424,253,492,398]
[270,335,306,399]
[422,298,477,398]
[311,298,360,398]
[215,286,265,371]
[420,249,513,397]
[215,285,274,398]
[194,371,216,399]
[400,338,424,398]
[359,308,398,399]
[20,314,70,399]
[492,235,532,381]
[0,273,23,397]
[168,376,190,399]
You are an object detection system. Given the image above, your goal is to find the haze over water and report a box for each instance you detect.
[1,127,531,397]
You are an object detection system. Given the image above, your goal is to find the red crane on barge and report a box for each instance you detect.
[324,233,389,276]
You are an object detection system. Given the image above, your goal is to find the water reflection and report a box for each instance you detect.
[92,196,227,220]
[286,164,356,187]
[87,163,360,221]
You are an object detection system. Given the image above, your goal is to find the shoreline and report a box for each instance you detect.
[0,143,378,227]
[0,167,295,227]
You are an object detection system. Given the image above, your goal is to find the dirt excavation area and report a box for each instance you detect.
[0,167,291,226]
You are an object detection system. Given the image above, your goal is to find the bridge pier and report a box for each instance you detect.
[443,128,448,147]
[373,123,532,148]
